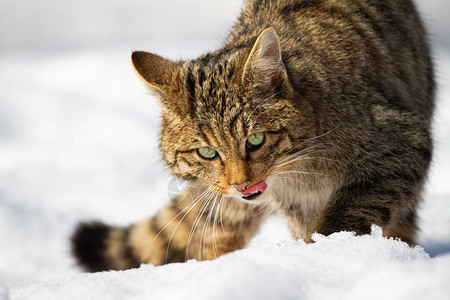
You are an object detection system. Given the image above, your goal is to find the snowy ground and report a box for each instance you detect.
[1,0,449,299]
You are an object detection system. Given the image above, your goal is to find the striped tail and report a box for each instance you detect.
[71,187,263,272]
[71,221,139,272]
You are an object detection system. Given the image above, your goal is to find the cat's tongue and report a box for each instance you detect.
[242,181,267,197]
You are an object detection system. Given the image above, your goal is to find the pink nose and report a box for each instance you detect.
[231,180,251,192]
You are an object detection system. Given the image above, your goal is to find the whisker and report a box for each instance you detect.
[270,146,339,173]
[275,170,329,177]
[185,187,218,261]
[197,192,217,260]
[272,153,311,170]
[273,145,324,166]
[163,188,214,263]
[219,195,226,232]
[185,198,209,261]
[292,130,335,144]
[150,186,214,252]
[269,175,304,181]
[211,196,219,257]
[213,194,224,247]
[272,135,336,168]
[211,194,226,256]
[273,147,320,167]
[272,154,337,170]
[203,193,219,260]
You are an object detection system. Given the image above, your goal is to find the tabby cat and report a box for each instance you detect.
[72,0,434,272]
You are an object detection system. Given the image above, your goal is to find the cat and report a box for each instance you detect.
[72,0,434,272]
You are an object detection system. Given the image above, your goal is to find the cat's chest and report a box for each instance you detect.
[267,176,335,236]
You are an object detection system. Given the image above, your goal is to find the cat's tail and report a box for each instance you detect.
[71,187,262,272]
[71,221,141,272]
[71,204,200,272]
[71,209,191,272]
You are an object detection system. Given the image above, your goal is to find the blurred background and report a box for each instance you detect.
[0,0,449,288]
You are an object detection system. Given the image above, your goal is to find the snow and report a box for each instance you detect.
[1,0,449,299]
[10,228,450,300]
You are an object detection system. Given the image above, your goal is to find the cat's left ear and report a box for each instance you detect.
[242,28,293,96]
[131,51,180,95]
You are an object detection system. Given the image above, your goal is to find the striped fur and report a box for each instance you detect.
[72,0,434,271]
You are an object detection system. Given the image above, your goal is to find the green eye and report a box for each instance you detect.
[246,132,265,150]
[197,147,217,159]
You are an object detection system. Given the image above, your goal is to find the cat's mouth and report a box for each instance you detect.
[241,181,267,201]
[242,191,263,200]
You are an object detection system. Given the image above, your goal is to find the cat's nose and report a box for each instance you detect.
[230,180,251,192]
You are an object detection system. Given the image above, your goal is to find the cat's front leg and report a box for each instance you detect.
[306,179,420,245]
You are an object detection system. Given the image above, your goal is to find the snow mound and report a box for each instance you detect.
[10,227,450,300]
[0,285,8,300]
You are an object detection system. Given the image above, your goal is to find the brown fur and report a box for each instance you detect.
[72,0,434,271]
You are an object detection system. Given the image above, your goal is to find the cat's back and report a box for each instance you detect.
[228,0,434,120]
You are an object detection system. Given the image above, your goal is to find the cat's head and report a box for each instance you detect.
[132,28,312,203]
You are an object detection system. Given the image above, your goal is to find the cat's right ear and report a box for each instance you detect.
[131,51,179,95]
[242,28,293,97]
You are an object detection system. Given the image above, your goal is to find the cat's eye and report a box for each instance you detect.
[197,147,218,160]
[246,132,265,151]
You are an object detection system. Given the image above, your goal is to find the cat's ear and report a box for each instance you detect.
[242,28,292,96]
[131,51,180,95]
